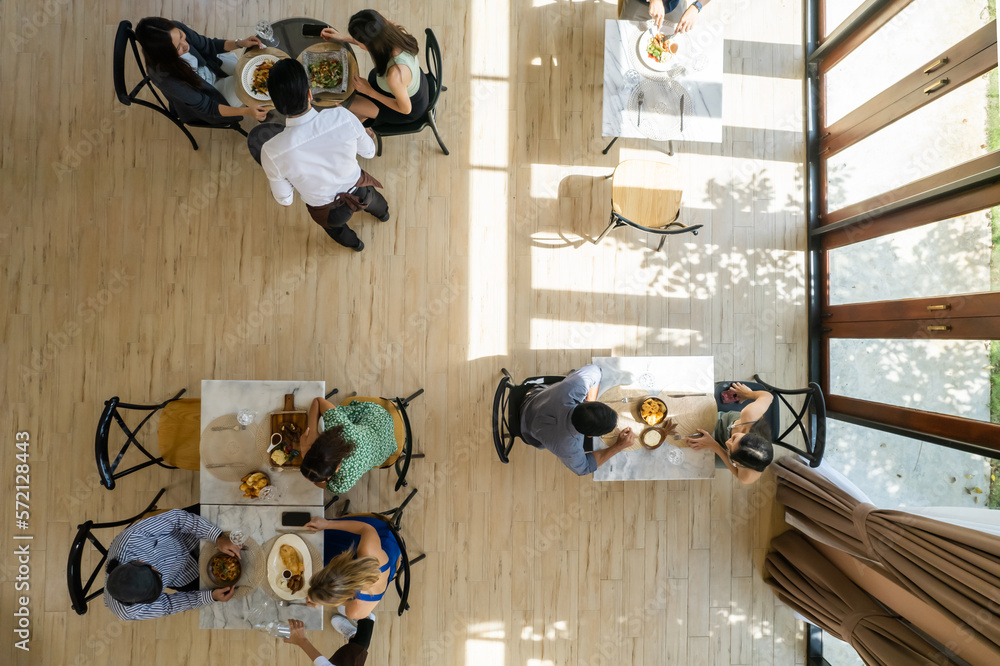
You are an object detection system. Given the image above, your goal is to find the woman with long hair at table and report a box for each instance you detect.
[320,10,430,125]
[134,17,267,125]
[686,381,774,485]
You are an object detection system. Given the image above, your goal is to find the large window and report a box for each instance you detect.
[807,0,1000,461]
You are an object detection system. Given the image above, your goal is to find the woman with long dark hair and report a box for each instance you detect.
[320,11,430,125]
[686,381,774,484]
[135,17,268,125]
[297,396,397,494]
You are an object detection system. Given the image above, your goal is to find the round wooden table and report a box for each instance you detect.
[233,18,359,110]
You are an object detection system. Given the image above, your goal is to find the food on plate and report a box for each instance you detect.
[251,59,275,95]
[279,544,304,576]
[270,448,293,466]
[646,33,679,64]
[240,471,270,498]
[641,428,664,447]
[209,553,242,583]
[308,58,344,89]
[287,574,304,593]
[640,397,667,425]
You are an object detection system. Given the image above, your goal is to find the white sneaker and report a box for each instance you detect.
[330,613,357,639]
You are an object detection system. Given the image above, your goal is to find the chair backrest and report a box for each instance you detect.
[492,370,565,463]
[423,29,444,111]
[340,510,418,616]
[751,376,826,467]
[95,390,186,490]
[113,21,136,105]
[67,489,166,614]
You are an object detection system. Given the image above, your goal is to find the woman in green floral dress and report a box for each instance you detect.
[298,396,397,493]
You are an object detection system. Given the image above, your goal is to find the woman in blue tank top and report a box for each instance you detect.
[303,515,402,621]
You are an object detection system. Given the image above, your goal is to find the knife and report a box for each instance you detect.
[637,91,644,126]
[205,462,244,469]
[680,94,685,133]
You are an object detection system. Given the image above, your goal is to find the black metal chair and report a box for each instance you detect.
[114,20,248,151]
[491,368,566,463]
[714,376,826,467]
[371,29,448,157]
[67,488,167,615]
[321,387,424,511]
[334,488,425,616]
[94,389,200,490]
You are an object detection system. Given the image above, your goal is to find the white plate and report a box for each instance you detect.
[242,54,280,101]
[266,534,313,600]
[636,30,678,72]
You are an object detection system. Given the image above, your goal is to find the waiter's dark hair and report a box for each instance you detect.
[570,402,618,437]
[268,59,311,116]
[135,17,204,89]
[300,425,356,485]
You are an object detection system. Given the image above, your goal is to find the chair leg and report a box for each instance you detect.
[656,235,666,252]
[400,388,424,406]
[175,120,199,151]
[325,388,339,400]
[594,215,618,245]
[375,133,383,157]
[337,499,351,517]
[602,137,619,154]
[324,494,340,511]
[427,112,449,156]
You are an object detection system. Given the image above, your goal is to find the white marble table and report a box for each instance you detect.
[200,380,326,507]
[602,19,723,143]
[592,356,716,481]
[199,504,325,630]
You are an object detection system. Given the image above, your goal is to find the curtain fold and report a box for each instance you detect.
[775,456,1000,656]
[765,530,957,666]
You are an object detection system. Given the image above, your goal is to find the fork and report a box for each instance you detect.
[637,91,645,126]
[211,424,242,431]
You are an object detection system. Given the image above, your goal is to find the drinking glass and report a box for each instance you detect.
[236,409,257,429]
[666,447,684,465]
[256,21,276,46]
[257,486,278,501]
[228,530,247,548]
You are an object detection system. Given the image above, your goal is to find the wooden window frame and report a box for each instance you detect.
[807,0,1000,457]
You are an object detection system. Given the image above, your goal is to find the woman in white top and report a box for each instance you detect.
[321,10,430,125]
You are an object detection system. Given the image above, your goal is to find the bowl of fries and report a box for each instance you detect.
[637,397,668,426]
[240,471,270,499]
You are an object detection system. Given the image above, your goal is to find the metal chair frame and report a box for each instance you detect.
[67,488,167,615]
[372,29,449,157]
[95,389,187,490]
[114,20,248,151]
[491,369,566,463]
[335,488,425,616]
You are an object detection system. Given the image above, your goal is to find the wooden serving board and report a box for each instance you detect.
[269,394,308,468]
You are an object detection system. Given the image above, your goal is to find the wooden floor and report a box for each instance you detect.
[0,0,808,664]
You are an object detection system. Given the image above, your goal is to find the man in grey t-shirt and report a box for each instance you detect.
[519,364,635,475]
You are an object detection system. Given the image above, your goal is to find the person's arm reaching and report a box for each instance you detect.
[260,151,295,206]
[284,619,327,663]
[347,111,377,159]
[732,381,773,425]
[686,428,761,485]
[589,428,634,468]
[676,0,712,33]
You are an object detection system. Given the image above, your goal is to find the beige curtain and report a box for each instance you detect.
[766,530,957,666]
[775,456,1000,655]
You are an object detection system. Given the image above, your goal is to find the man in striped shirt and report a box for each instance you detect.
[104,508,241,621]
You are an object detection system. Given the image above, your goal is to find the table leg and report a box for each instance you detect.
[601,137,619,155]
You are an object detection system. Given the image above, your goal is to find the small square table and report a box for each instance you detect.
[198,504,325,630]
[200,380,326,507]
[592,356,717,481]
[602,19,723,144]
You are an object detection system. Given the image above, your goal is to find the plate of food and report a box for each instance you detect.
[267,534,312,600]
[637,397,668,425]
[242,54,280,100]
[637,29,679,72]
[206,552,242,587]
[302,49,348,95]
[240,471,270,499]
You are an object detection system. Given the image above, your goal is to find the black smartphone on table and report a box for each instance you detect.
[281,511,312,527]
[302,24,326,38]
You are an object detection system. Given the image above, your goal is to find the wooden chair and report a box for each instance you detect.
[491,368,566,463]
[67,488,167,615]
[333,488,425,616]
[95,389,201,490]
[713,376,827,467]
[595,160,702,250]
[371,29,449,157]
[113,20,248,151]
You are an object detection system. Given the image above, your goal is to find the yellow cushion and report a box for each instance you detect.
[158,399,201,471]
